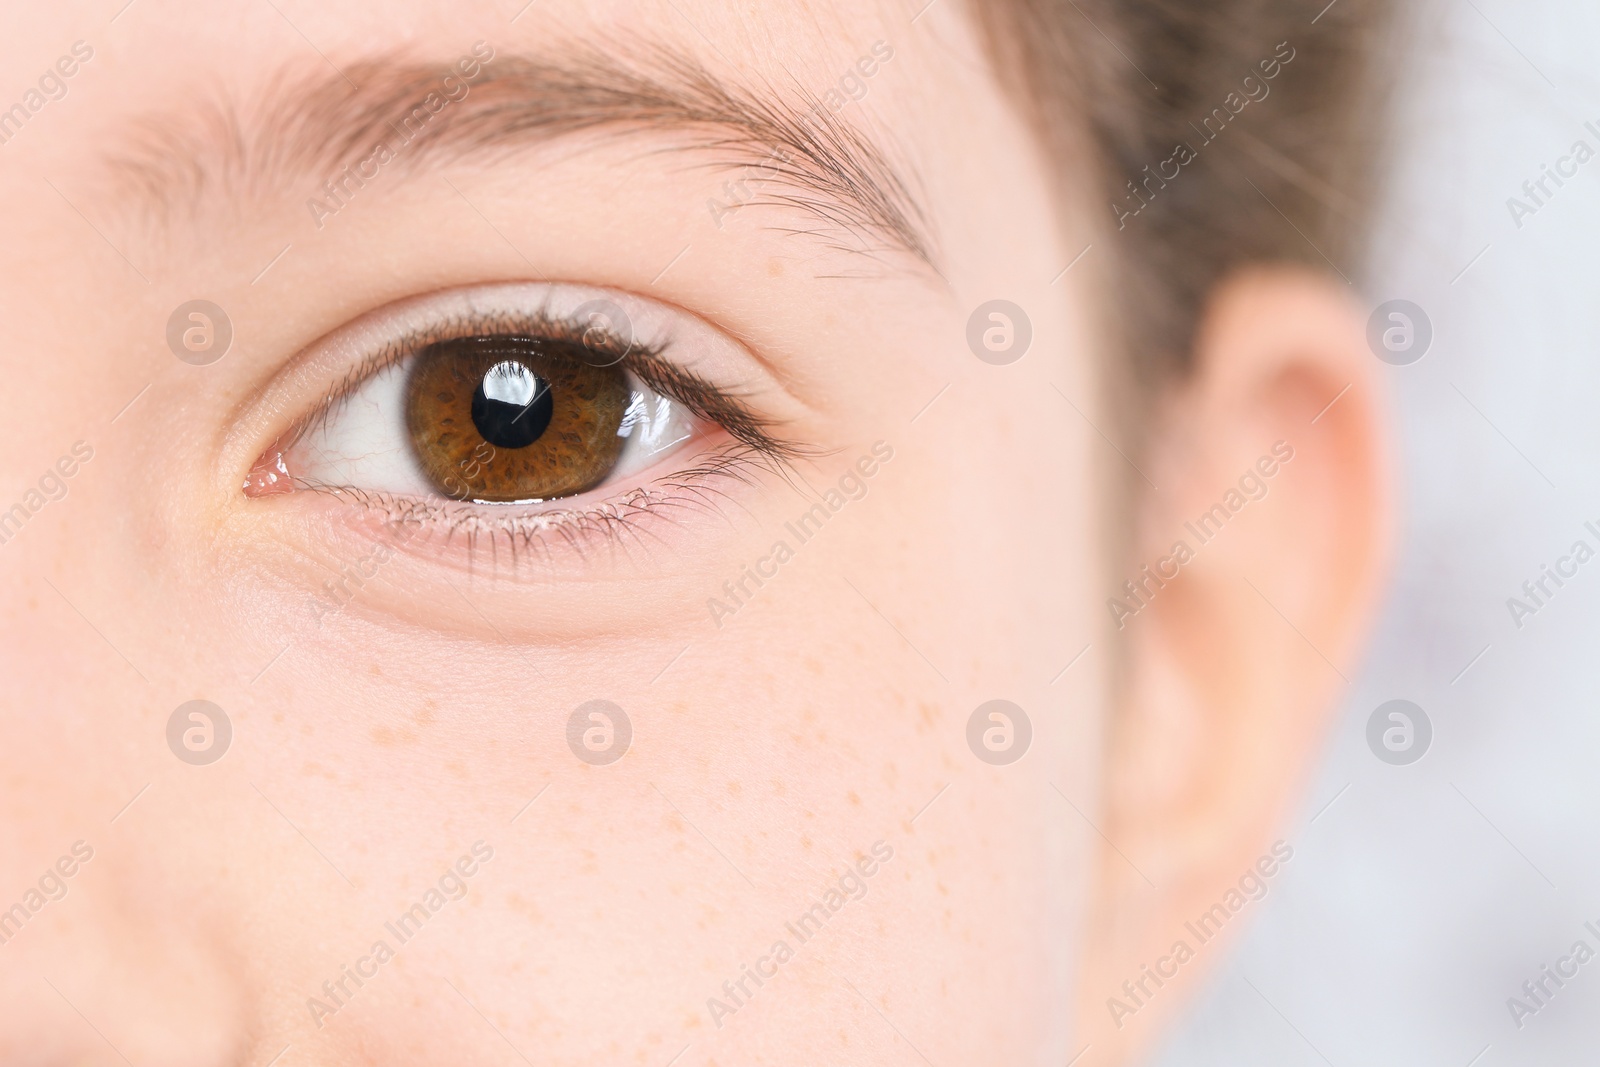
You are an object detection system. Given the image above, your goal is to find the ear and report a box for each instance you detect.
[1077,267,1392,1065]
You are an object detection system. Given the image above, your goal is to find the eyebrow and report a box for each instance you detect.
[106,43,939,272]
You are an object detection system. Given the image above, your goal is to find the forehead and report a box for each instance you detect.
[5,1,943,111]
[9,1,1022,274]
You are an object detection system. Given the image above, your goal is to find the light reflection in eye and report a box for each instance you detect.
[471,359,553,450]
[618,393,693,455]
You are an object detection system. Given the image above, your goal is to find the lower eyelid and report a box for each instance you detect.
[235,452,791,642]
[285,437,777,578]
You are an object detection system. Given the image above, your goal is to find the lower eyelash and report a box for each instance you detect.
[299,442,779,570]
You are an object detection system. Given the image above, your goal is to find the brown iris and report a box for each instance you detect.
[405,336,631,502]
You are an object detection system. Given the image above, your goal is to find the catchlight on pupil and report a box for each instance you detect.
[405,335,631,502]
[472,360,553,448]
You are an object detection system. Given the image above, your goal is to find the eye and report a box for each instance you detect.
[243,284,803,533]
[262,333,694,506]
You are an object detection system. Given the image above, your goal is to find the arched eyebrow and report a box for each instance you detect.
[104,44,939,273]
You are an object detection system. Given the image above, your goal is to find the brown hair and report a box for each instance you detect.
[974,0,1396,406]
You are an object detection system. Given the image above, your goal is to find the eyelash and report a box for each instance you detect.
[272,304,811,563]
[323,447,777,568]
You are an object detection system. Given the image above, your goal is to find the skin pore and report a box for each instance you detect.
[0,2,1387,1066]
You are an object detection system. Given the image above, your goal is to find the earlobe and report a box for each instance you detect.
[1079,267,1392,1064]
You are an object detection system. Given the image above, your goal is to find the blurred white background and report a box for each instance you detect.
[1152,0,1600,1063]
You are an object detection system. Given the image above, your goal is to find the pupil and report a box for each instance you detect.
[471,360,553,449]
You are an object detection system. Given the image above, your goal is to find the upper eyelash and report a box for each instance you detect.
[287,303,807,467]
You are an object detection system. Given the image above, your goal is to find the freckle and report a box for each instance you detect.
[415,700,436,726]
[771,779,787,796]
[803,657,824,675]
[767,258,783,277]
[370,663,382,676]
[800,835,813,850]
[306,763,346,785]
[847,791,861,806]
[372,725,395,746]
[506,891,544,924]
[727,780,742,796]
